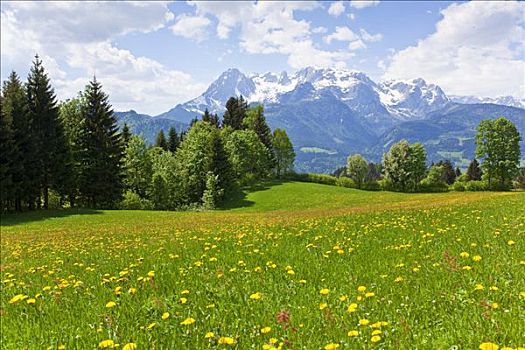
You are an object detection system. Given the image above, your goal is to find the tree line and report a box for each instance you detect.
[0,56,296,212]
[337,117,523,192]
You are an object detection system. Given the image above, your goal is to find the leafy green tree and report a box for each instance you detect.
[476,118,521,187]
[26,55,69,209]
[466,159,482,181]
[225,130,270,184]
[383,140,427,192]
[150,173,169,210]
[148,147,180,208]
[59,96,86,207]
[155,129,168,151]
[209,128,233,197]
[346,154,368,189]
[245,105,276,167]
[167,126,179,153]
[78,78,123,208]
[272,128,295,177]
[123,135,152,198]
[202,171,223,210]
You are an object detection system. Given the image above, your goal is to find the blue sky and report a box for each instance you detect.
[1,1,523,114]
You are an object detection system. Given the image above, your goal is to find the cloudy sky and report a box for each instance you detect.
[1,1,524,115]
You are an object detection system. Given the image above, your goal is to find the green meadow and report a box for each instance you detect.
[1,182,524,350]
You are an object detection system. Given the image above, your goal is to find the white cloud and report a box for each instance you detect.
[348,13,356,20]
[328,1,345,17]
[191,1,352,69]
[1,1,206,115]
[383,1,525,98]
[324,26,360,44]
[323,26,382,50]
[350,1,380,9]
[312,26,328,34]
[170,14,211,42]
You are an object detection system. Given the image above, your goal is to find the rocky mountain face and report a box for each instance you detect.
[116,67,525,173]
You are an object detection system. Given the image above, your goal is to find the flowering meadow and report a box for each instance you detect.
[1,182,524,349]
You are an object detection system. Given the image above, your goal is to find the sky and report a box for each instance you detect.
[1,1,524,115]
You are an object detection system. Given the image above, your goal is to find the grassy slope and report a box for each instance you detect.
[1,183,524,349]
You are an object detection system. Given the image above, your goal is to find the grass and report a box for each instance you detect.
[1,182,524,350]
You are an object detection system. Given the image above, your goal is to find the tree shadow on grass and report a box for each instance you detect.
[219,180,287,210]
[0,208,102,227]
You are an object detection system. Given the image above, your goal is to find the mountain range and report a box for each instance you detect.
[115,67,525,173]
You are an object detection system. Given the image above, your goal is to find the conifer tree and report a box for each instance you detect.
[3,71,36,211]
[78,77,123,208]
[121,123,131,146]
[0,95,14,211]
[223,96,247,130]
[455,167,462,178]
[155,129,168,150]
[245,105,276,167]
[466,159,482,181]
[26,55,68,209]
[210,113,220,128]
[167,126,179,153]
[202,108,211,123]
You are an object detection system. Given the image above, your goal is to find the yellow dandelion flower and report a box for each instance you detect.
[339,295,348,301]
[261,326,271,334]
[128,288,137,294]
[520,291,525,298]
[348,330,359,337]
[347,303,358,312]
[180,297,187,304]
[472,255,482,262]
[147,271,155,278]
[491,302,499,309]
[357,286,366,292]
[507,240,516,246]
[269,338,278,344]
[324,343,339,350]
[489,286,499,291]
[287,270,295,275]
[250,292,262,300]
[319,302,328,310]
[359,319,369,326]
[460,252,469,258]
[58,345,66,350]
[26,298,36,305]
[365,292,375,298]
[105,301,116,308]
[371,330,381,335]
[479,343,499,350]
[181,289,190,294]
[162,312,170,320]
[371,335,381,343]
[180,317,195,325]
[394,276,404,282]
[9,294,27,304]
[462,266,472,271]
[218,336,235,345]
[205,332,215,339]
[474,284,484,291]
[320,288,330,295]
[122,343,137,350]
[147,322,156,329]
[98,339,115,349]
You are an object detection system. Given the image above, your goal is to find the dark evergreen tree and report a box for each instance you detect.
[3,71,35,211]
[210,113,220,128]
[222,96,247,130]
[121,123,131,146]
[26,55,69,209]
[455,167,462,178]
[365,162,382,182]
[437,159,456,184]
[78,77,123,208]
[466,159,482,181]
[167,126,179,153]
[0,95,14,211]
[202,108,211,123]
[155,129,168,150]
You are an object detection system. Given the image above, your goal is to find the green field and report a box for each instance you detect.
[1,182,524,350]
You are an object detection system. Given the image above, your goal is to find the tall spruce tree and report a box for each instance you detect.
[202,108,211,123]
[436,159,456,184]
[222,96,247,130]
[167,126,179,153]
[0,95,14,211]
[466,159,482,181]
[3,71,36,211]
[26,55,68,209]
[155,129,168,150]
[121,123,131,146]
[78,77,123,208]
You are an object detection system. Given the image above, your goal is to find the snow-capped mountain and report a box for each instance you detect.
[119,67,524,173]
[449,95,525,109]
[157,67,451,130]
